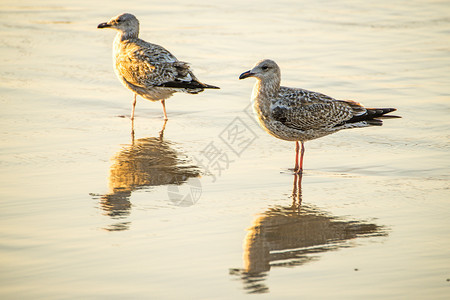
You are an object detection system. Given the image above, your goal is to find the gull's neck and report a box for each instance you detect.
[251,77,280,119]
[253,77,280,99]
[114,27,139,43]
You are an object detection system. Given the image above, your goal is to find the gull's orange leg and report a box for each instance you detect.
[294,141,305,174]
[299,141,305,173]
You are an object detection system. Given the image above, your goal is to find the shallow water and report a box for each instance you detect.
[1,0,449,299]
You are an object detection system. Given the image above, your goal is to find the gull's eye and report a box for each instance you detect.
[262,65,269,71]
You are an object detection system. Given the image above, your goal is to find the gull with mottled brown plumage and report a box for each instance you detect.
[98,13,219,120]
[239,59,398,173]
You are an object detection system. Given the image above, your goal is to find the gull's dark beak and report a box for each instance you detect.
[97,22,111,29]
[239,70,254,80]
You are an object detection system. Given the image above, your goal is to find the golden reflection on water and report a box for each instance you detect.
[97,121,201,231]
[230,175,387,294]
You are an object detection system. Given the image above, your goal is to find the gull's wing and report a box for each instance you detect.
[115,39,201,89]
[272,87,366,130]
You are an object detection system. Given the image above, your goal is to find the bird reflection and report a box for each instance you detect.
[230,175,387,294]
[98,121,201,231]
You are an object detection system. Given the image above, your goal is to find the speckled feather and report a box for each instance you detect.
[115,38,200,89]
[272,87,370,131]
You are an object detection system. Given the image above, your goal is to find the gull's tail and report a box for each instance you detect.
[201,83,220,89]
[155,80,220,93]
[352,108,400,126]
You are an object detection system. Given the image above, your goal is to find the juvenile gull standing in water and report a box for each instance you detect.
[239,59,398,173]
[98,13,219,120]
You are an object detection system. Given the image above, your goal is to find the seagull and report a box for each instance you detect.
[98,13,219,120]
[239,59,398,173]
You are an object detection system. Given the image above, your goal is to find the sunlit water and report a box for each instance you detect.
[1,0,449,299]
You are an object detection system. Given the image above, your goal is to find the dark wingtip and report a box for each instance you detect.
[366,107,398,116]
[377,108,401,118]
[384,108,397,113]
[343,107,400,126]
[155,80,219,91]
[203,84,220,89]
[368,107,401,123]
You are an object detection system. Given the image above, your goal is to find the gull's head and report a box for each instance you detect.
[97,13,139,35]
[239,59,281,82]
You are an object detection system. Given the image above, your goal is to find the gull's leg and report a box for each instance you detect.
[298,141,305,173]
[294,141,305,174]
[294,141,300,172]
[161,100,168,120]
[131,94,137,120]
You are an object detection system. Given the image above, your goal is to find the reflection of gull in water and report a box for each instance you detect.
[230,176,387,294]
[97,13,219,120]
[97,127,200,231]
[239,59,399,173]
